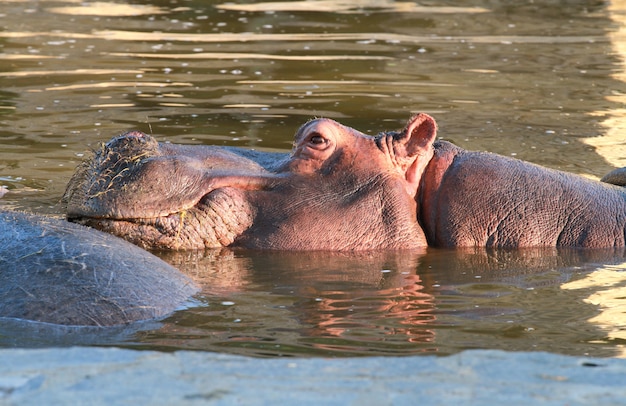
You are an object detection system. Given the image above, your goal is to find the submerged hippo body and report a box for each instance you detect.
[65,115,626,250]
[0,211,198,326]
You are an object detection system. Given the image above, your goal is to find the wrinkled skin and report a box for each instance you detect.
[0,211,198,326]
[65,114,626,250]
[64,117,434,250]
[416,129,626,248]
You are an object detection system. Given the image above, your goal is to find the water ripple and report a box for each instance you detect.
[47,2,166,16]
[43,81,192,91]
[0,30,605,45]
[105,52,393,61]
[215,1,489,14]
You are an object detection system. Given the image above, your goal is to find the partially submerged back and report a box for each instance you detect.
[418,141,626,248]
[0,211,198,326]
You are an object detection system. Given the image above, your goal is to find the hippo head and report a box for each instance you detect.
[64,114,438,251]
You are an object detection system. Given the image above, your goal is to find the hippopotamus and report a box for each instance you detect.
[0,210,198,326]
[64,114,626,250]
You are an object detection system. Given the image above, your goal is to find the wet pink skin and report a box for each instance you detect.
[65,113,626,250]
[415,136,626,248]
[65,115,436,251]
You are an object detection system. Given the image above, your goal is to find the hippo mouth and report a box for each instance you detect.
[64,131,283,250]
[70,187,258,250]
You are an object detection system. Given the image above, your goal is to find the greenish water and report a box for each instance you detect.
[1,0,626,358]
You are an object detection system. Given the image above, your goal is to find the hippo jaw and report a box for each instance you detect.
[64,131,275,250]
[71,187,257,250]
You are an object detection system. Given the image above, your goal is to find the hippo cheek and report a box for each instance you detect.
[236,178,428,251]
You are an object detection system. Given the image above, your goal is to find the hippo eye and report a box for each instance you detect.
[307,133,328,149]
[309,133,324,144]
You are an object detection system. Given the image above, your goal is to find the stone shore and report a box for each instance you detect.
[1,348,626,405]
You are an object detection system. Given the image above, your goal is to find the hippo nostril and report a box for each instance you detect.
[104,130,154,150]
[122,130,146,138]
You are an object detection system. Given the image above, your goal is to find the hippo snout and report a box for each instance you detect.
[111,130,147,142]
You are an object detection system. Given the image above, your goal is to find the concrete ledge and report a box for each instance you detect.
[1,348,625,405]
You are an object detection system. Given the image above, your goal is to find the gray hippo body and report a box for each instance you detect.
[64,115,626,250]
[0,211,198,326]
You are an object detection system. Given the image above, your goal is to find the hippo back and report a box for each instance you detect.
[0,211,198,326]
[420,141,626,248]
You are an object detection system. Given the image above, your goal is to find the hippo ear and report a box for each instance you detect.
[401,113,438,155]
[394,113,438,196]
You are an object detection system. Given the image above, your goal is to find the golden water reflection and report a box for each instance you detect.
[570,2,626,355]
[89,31,609,44]
[585,1,626,170]
[42,81,192,92]
[562,264,626,358]
[47,2,166,17]
[0,69,144,77]
[106,52,393,61]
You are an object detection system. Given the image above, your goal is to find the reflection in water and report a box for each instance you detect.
[129,248,625,358]
[573,1,626,358]
[2,247,623,358]
[159,250,438,356]
[43,81,193,92]
[585,1,626,170]
[49,30,608,44]
[47,2,166,17]
[0,69,144,78]
[562,264,626,357]
[106,51,393,61]
[269,251,436,352]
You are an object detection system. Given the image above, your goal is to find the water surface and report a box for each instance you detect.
[1,0,626,358]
